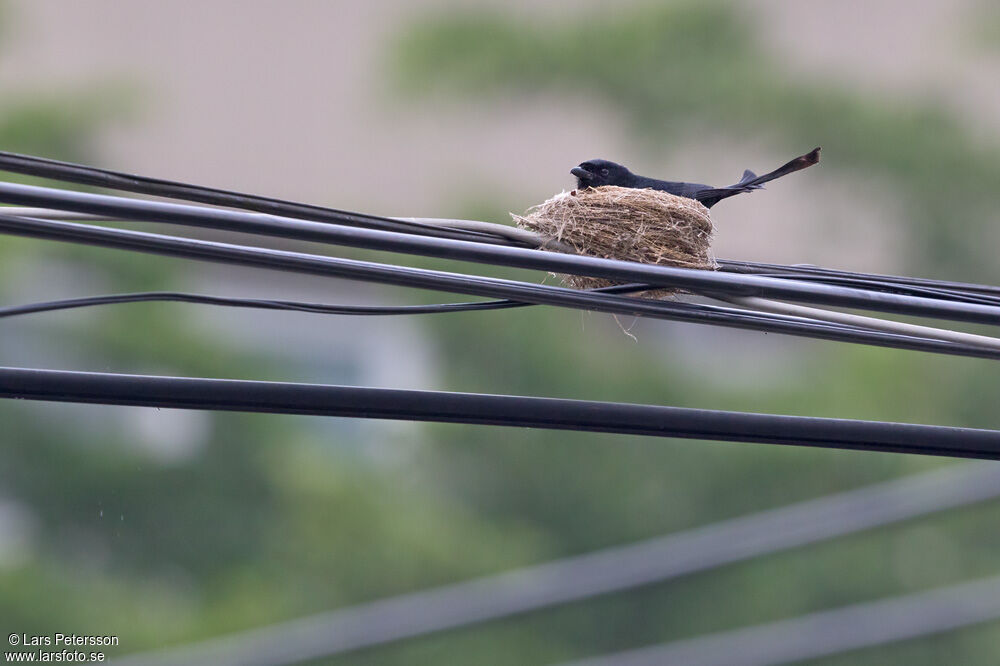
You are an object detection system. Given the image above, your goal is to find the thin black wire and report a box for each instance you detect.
[750,272,1000,307]
[0,150,513,245]
[1,213,997,360]
[3,367,999,458]
[722,260,1000,298]
[0,284,652,319]
[1,183,999,326]
[0,292,524,317]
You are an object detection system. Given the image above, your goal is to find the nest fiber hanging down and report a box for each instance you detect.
[513,186,717,297]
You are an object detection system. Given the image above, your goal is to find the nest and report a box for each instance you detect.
[513,186,717,298]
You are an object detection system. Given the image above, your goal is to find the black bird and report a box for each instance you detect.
[570,147,821,208]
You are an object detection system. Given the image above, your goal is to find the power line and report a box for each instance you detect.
[560,576,1000,666]
[720,295,1000,351]
[1,213,997,359]
[0,150,512,245]
[109,463,1000,666]
[2,367,999,458]
[722,260,1000,297]
[3,284,993,352]
[1,183,998,326]
[0,285,650,319]
[742,272,1000,306]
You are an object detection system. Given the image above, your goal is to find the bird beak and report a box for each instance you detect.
[570,166,592,180]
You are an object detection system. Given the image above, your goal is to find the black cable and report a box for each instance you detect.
[1,213,997,359]
[0,292,524,318]
[0,150,516,245]
[0,284,652,319]
[2,367,999,459]
[721,260,1000,297]
[750,273,1000,307]
[1,184,999,326]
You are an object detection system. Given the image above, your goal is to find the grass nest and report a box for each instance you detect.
[512,186,717,298]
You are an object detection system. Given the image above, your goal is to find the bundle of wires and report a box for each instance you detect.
[0,150,999,458]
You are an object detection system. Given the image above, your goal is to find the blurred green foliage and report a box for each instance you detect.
[3,2,1000,666]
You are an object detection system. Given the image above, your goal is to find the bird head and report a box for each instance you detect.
[570,159,631,189]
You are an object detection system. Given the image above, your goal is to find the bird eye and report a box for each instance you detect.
[600,168,609,177]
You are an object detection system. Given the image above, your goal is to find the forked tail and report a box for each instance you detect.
[696,147,821,208]
[740,147,821,188]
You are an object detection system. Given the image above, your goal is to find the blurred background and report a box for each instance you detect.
[2,0,1000,663]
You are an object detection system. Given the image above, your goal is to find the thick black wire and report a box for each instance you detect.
[1,184,999,326]
[0,150,513,245]
[2,367,999,458]
[1,213,998,361]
